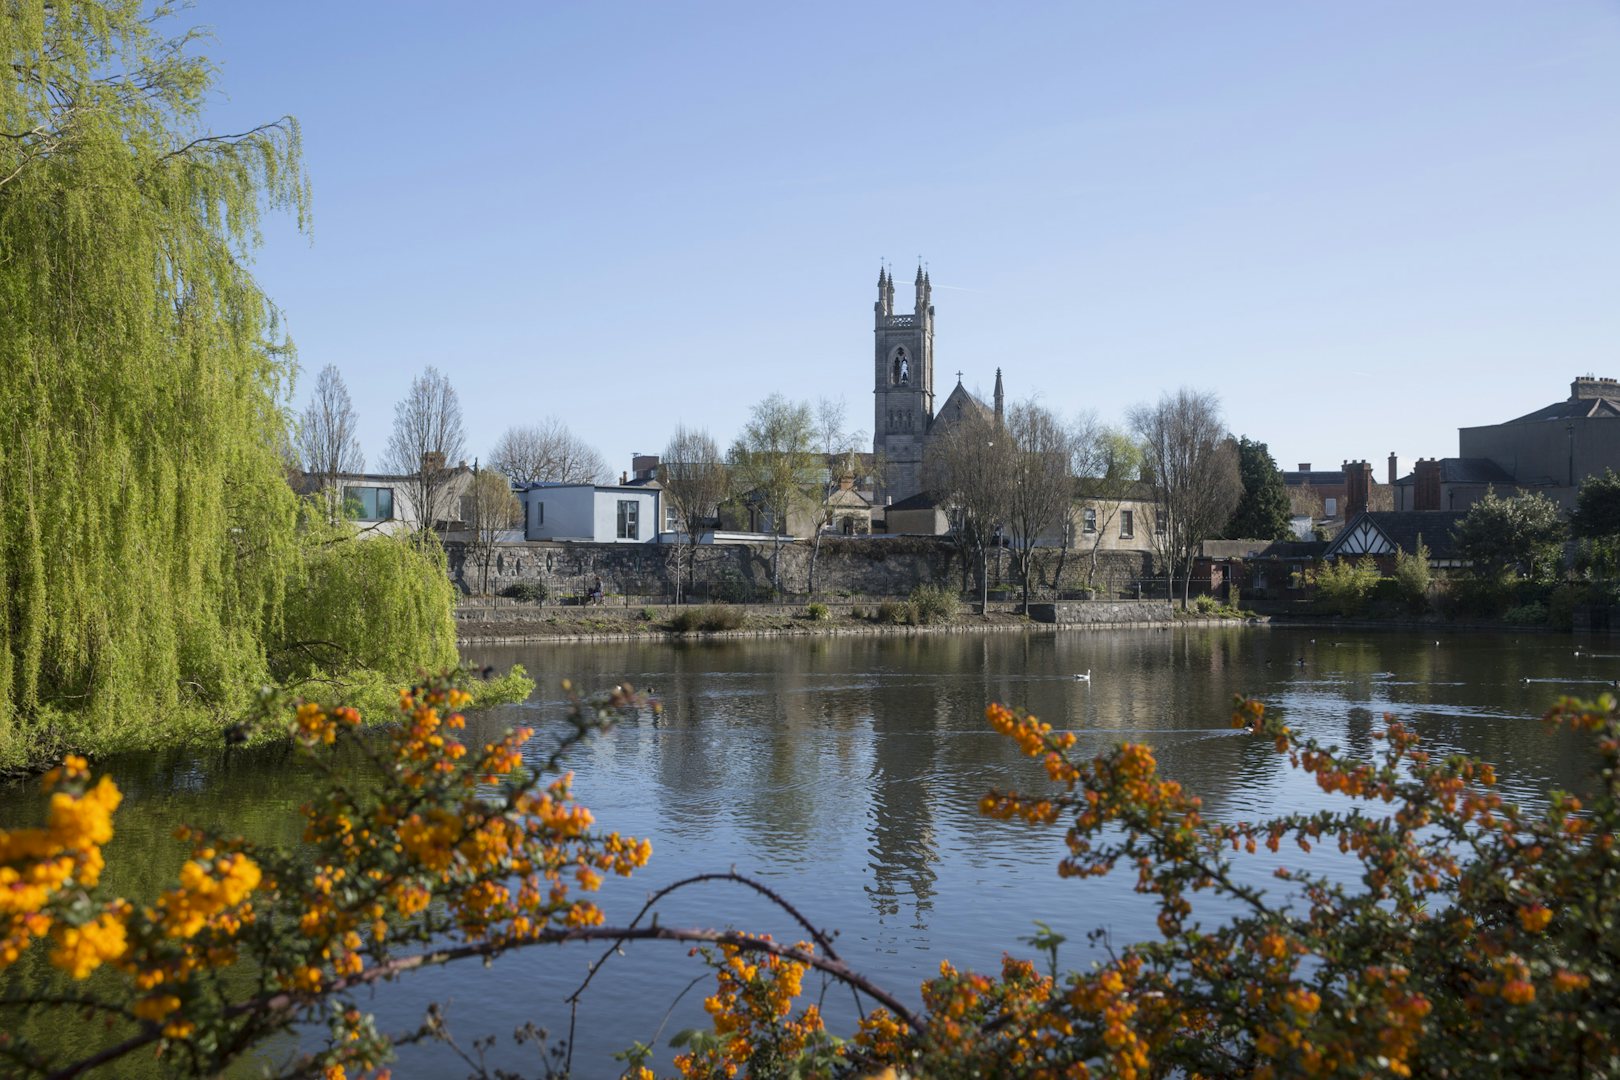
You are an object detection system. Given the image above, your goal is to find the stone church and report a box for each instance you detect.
[871,265,1003,506]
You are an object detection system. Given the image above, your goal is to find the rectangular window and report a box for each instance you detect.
[1082,508,1097,533]
[665,504,679,533]
[617,499,639,539]
[1119,509,1134,539]
[533,501,544,528]
[347,486,393,521]
[1324,497,1338,517]
[1155,512,1166,536]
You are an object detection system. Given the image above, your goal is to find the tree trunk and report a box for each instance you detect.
[980,541,990,615]
[808,529,823,598]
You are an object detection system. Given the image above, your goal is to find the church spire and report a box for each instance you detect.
[876,265,893,317]
[994,367,1005,426]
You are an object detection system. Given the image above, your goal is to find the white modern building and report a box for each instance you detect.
[517,482,662,544]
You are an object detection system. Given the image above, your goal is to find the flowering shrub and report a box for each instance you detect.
[3,678,1617,1077]
[0,674,655,1077]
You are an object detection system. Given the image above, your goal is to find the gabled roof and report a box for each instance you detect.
[1324,511,1468,561]
[825,486,873,510]
[929,383,992,433]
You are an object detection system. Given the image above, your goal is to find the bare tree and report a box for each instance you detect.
[1003,401,1076,610]
[1072,422,1145,591]
[463,468,522,595]
[924,407,1014,612]
[384,366,467,536]
[728,395,817,597]
[1128,389,1242,609]
[488,419,608,486]
[661,425,730,603]
[806,397,867,598]
[296,364,364,522]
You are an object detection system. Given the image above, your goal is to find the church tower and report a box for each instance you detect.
[873,264,935,502]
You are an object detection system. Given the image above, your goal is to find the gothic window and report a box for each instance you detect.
[891,347,910,385]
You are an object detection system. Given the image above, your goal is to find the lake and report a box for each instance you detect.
[0,625,1605,1076]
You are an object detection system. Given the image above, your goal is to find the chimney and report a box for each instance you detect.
[632,454,660,481]
[1298,462,1311,472]
[1571,375,1620,400]
[420,451,446,475]
[619,471,628,485]
[1388,452,1398,487]
[1414,458,1442,511]
[1344,460,1373,519]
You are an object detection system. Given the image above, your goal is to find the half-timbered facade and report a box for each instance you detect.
[1324,510,1469,569]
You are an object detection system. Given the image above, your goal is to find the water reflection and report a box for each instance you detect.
[0,627,1604,1076]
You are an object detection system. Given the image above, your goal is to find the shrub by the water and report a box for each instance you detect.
[668,606,746,633]
[1309,556,1382,616]
[876,600,911,625]
[909,584,959,624]
[500,581,549,604]
[805,602,830,622]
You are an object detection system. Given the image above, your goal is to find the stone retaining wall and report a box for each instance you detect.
[449,539,1152,603]
[1028,601,1177,626]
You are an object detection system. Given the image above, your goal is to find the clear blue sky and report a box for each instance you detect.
[193,2,1620,482]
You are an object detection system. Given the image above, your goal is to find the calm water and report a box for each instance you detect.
[1,627,1606,1076]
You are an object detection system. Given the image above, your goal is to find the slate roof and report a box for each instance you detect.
[929,383,993,432]
[885,491,941,512]
[1248,540,1329,561]
[1282,470,1348,487]
[1391,458,1515,487]
[1326,511,1469,561]
[1507,396,1620,423]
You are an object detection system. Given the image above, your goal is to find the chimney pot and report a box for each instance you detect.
[1298,462,1311,472]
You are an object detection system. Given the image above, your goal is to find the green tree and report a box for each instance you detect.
[1570,468,1620,578]
[728,395,817,596]
[0,2,312,759]
[1224,436,1293,540]
[1452,489,1566,580]
[1393,538,1433,614]
[0,5,472,767]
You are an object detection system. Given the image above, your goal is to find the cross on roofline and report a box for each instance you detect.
[956,370,963,383]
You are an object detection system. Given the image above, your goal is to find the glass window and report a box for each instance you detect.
[1119,510,1134,539]
[1082,508,1097,533]
[347,486,393,521]
[1155,512,1166,536]
[1325,497,1338,517]
[533,501,544,528]
[617,499,639,539]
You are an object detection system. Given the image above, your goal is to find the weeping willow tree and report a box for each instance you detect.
[0,2,412,766]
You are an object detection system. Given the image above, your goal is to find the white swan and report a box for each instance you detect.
[1074,670,1091,682]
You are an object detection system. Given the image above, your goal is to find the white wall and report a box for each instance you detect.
[592,488,659,543]
[520,485,596,540]
[520,485,660,543]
